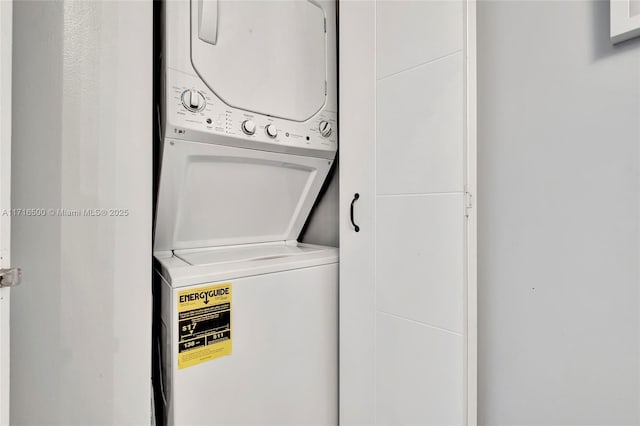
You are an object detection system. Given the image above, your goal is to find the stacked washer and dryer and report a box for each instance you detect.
[154,0,338,425]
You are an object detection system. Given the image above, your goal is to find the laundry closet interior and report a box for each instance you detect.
[0,0,475,423]
[151,0,476,425]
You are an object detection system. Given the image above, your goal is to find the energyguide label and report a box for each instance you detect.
[177,283,232,369]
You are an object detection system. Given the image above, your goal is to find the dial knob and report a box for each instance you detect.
[265,124,278,138]
[241,120,256,135]
[319,120,333,138]
[181,90,205,112]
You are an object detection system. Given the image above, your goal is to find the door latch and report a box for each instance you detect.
[0,268,22,288]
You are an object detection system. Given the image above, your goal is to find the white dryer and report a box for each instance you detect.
[155,1,338,425]
[159,0,337,154]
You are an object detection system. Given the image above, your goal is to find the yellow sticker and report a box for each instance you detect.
[177,283,232,369]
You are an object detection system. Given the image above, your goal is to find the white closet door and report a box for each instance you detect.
[0,0,11,423]
[339,1,476,424]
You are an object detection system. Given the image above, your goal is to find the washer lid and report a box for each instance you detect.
[154,243,339,288]
[190,0,327,122]
[175,243,329,265]
[154,139,333,252]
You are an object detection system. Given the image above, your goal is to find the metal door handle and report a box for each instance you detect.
[350,193,360,232]
[0,268,21,288]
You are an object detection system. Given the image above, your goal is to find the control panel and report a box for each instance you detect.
[165,71,337,157]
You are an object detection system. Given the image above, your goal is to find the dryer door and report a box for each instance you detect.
[190,0,327,122]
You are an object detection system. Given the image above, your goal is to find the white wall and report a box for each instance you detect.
[11,1,152,424]
[478,1,640,424]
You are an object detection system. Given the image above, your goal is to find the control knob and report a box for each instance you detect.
[265,124,278,138]
[241,120,256,135]
[181,89,205,112]
[319,120,333,138]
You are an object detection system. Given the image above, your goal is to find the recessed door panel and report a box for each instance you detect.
[191,0,327,122]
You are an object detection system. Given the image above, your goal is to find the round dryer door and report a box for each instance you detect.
[190,0,327,122]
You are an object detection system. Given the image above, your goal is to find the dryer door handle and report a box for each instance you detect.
[197,0,218,45]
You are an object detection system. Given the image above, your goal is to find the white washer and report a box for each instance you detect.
[156,1,338,425]
[155,243,338,426]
